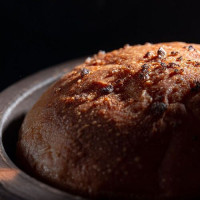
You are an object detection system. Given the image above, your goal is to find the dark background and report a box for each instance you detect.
[1,0,200,92]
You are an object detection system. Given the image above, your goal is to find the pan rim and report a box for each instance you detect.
[0,57,86,200]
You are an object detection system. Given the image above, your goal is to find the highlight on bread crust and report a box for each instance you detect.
[17,42,200,199]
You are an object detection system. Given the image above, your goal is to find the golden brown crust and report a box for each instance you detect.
[17,42,200,199]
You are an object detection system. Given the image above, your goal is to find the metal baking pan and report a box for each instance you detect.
[0,58,86,200]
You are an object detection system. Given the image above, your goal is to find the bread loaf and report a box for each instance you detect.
[17,42,200,199]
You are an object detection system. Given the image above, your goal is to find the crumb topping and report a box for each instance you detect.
[171,51,179,56]
[101,85,114,94]
[188,45,195,51]
[150,102,168,115]
[81,68,90,76]
[191,81,200,92]
[157,47,166,58]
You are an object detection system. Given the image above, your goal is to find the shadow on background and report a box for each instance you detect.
[1,0,200,91]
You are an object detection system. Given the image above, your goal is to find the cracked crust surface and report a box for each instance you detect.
[17,42,200,199]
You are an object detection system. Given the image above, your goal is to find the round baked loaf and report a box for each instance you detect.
[17,42,200,199]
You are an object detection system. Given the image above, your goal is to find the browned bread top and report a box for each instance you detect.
[17,42,200,199]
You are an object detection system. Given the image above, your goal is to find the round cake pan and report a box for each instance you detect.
[0,58,87,200]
